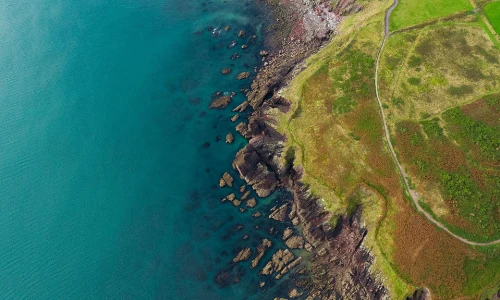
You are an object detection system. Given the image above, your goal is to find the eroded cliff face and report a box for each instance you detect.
[231,92,388,298]
[228,0,391,298]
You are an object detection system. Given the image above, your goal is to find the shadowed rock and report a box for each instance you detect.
[269,204,288,222]
[407,287,431,300]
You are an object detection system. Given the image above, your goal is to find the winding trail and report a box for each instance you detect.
[374,0,500,246]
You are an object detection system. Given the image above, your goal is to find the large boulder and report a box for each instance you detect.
[209,95,231,109]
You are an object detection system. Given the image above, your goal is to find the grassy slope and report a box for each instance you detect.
[273,0,500,299]
[485,1,500,34]
[390,0,473,30]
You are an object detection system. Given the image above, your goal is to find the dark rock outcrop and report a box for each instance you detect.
[407,287,431,300]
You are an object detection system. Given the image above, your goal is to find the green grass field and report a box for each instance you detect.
[390,0,473,31]
[485,1,500,34]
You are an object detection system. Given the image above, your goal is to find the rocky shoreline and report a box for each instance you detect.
[217,0,399,299]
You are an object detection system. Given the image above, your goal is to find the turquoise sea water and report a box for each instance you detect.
[0,1,296,299]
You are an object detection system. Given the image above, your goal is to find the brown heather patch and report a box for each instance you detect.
[393,200,476,299]
[461,95,500,126]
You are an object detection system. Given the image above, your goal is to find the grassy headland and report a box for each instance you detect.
[274,0,500,298]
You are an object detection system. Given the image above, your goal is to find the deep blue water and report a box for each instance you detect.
[0,0,298,299]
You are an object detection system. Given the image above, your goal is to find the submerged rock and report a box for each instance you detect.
[214,264,245,288]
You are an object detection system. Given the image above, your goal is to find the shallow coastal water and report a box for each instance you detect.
[0,0,298,299]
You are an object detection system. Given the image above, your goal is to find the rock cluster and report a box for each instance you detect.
[259,249,295,275]
[288,288,303,298]
[219,172,233,187]
[284,235,304,249]
[251,238,272,269]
